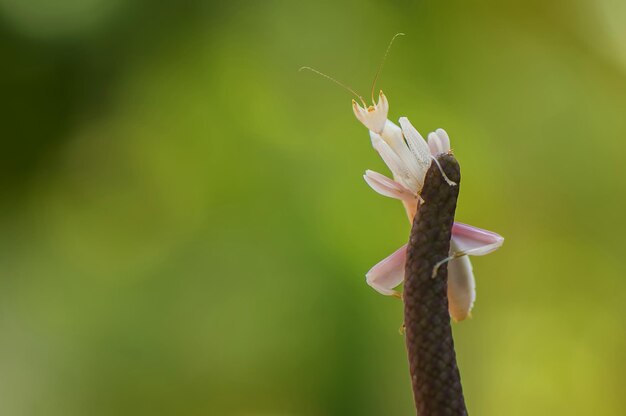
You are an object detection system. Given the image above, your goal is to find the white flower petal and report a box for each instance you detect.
[366,244,407,296]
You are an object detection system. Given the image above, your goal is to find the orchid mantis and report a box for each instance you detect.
[354,92,504,321]
[301,34,503,321]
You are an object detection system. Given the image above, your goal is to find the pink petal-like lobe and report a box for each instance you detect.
[451,222,504,256]
[363,170,415,202]
[366,244,407,296]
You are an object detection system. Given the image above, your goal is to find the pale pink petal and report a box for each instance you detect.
[447,238,476,322]
[451,222,504,256]
[363,170,416,202]
[366,244,407,296]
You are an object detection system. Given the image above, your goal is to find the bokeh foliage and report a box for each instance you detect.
[1,0,626,415]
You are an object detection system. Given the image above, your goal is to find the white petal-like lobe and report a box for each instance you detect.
[366,244,407,296]
[447,237,476,322]
[370,132,415,189]
[398,117,431,174]
[427,132,443,155]
[451,222,504,256]
[427,128,452,156]
[378,120,422,185]
[436,129,450,151]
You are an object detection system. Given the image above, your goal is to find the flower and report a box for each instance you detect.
[355,91,504,321]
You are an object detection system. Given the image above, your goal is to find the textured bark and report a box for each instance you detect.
[403,153,468,415]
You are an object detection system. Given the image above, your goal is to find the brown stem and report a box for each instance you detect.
[403,153,468,415]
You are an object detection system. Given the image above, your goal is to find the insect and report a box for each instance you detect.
[301,34,504,321]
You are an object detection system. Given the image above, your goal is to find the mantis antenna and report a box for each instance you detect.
[299,66,367,107]
[370,33,405,103]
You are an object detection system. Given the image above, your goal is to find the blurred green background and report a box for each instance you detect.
[1,0,626,415]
